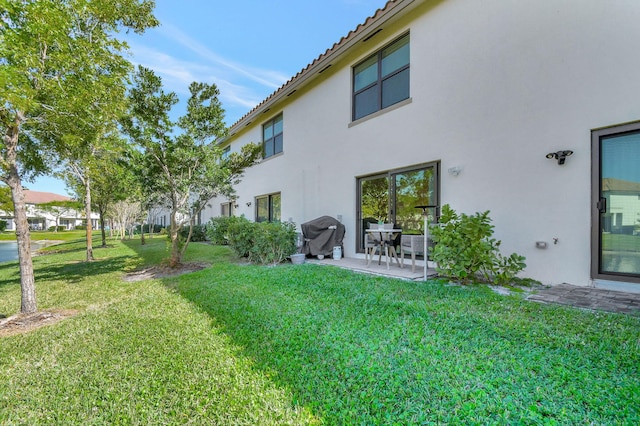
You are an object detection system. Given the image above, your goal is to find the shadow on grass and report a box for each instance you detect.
[33,255,132,284]
[0,255,132,288]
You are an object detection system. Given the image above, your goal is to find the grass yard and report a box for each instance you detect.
[0,238,639,424]
[0,230,91,242]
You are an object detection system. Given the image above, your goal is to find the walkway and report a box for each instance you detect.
[526,283,640,315]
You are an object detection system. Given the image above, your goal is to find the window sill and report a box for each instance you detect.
[348,97,412,128]
[261,151,284,162]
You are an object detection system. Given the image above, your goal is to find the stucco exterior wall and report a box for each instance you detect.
[206,0,640,287]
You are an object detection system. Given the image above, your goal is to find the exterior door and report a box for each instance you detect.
[357,162,439,252]
[592,122,640,283]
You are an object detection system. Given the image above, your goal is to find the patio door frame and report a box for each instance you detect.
[356,161,440,253]
[591,121,640,284]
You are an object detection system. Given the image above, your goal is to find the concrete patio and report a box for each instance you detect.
[308,255,437,281]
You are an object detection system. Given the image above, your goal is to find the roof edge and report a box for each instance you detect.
[225,0,419,138]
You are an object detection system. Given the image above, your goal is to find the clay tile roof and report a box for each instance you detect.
[602,178,640,192]
[227,0,404,133]
[24,190,72,204]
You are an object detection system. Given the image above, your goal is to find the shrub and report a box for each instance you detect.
[74,225,86,230]
[180,224,208,242]
[248,221,297,265]
[48,226,66,232]
[226,216,255,258]
[220,217,297,264]
[206,216,245,245]
[430,204,526,285]
[0,220,6,232]
[138,224,163,234]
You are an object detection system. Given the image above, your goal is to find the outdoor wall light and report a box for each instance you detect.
[448,166,462,176]
[246,202,252,207]
[546,150,573,165]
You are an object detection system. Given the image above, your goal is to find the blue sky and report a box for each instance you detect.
[27,0,389,195]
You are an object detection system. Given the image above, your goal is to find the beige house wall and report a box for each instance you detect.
[205,0,640,287]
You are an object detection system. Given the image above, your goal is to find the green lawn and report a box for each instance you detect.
[0,230,91,242]
[0,238,638,424]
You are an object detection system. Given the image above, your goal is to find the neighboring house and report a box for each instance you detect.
[204,0,640,290]
[601,178,640,236]
[0,190,98,231]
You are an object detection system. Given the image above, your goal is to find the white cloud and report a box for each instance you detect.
[160,23,289,90]
[126,23,290,117]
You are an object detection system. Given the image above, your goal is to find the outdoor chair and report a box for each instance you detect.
[366,223,401,269]
[400,234,425,272]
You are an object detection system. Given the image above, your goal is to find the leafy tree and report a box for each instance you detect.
[122,66,262,267]
[0,185,13,215]
[110,199,144,240]
[62,134,135,248]
[0,0,158,313]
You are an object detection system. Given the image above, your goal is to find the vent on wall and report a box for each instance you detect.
[318,64,332,74]
[362,28,383,42]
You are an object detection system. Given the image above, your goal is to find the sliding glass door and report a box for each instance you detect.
[357,162,439,251]
[592,122,640,283]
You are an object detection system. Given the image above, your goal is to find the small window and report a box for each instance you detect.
[353,34,410,121]
[255,193,281,223]
[221,146,231,159]
[221,202,234,217]
[263,114,283,158]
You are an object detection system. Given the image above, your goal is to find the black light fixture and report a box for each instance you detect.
[546,150,574,165]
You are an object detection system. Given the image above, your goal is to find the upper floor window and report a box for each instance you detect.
[256,192,281,223]
[221,146,231,159]
[263,114,283,158]
[353,34,410,121]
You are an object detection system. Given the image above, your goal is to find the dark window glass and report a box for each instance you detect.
[354,56,378,91]
[352,34,410,121]
[263,114,283,158]
[382,68,410,109]
[354,86,379,120]
[381,35,409,77]
[255,193,281,223]
[256,197,269,223]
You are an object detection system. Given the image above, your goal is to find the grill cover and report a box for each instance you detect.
[301,216,345,257]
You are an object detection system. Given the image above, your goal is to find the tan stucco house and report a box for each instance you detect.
[203,0,640,291]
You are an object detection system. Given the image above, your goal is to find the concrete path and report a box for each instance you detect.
[527,283,640,315]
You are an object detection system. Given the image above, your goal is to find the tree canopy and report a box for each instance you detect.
[0,0,158,313]
[122,66,262,267]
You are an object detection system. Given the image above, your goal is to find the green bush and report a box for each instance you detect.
[74,225,86,230]
[138,224,163,234]
[430,204,526,285]
[0,220,6,232]
[179,224,208,242]
[221,217,297,264]
[48,225,66,232]
[248,221,297,265]
[206,216,246,245]
[226,216,256,258]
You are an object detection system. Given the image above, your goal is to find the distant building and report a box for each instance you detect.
[0,190,98,231]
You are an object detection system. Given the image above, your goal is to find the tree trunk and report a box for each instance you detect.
[180,217,195,260]
[3,122,37,313]
[84,172,94,261]
[140,222,146,245]
[169,209,181,267]
[99,210,107,247]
